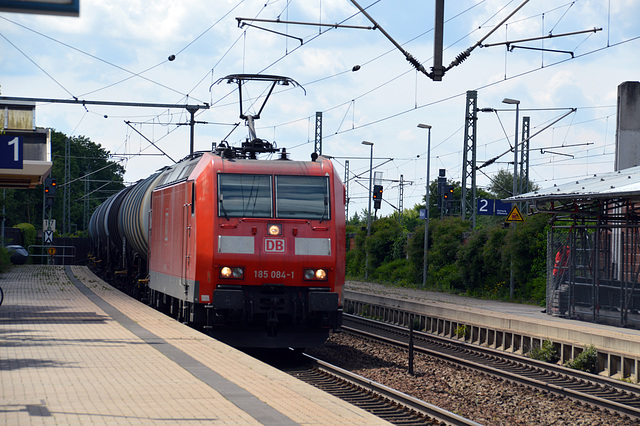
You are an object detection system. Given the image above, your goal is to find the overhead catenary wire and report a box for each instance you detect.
[2,1,636,213]
[254,3,632,150]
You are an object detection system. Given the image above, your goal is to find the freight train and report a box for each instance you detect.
[89,74,345,348]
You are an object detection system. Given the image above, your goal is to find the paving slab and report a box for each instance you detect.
[0,265,388,425]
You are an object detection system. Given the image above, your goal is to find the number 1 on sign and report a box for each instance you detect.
[8,137,19,161]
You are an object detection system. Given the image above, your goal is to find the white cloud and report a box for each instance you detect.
[1,0,639,217]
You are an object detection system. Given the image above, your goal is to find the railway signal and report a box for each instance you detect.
[443,185,454,200]
[44,177,56,206]
[437,169,447,209]
[440,184,454,217]
[373,184,383,210]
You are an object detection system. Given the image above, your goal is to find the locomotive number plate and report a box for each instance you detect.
[255,270,294,279]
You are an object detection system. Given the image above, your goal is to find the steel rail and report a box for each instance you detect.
[299,353,481,426]
[342,314,640,421]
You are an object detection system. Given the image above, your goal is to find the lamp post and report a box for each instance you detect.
[502,98,520,300]
[418,124,431,287]
[362,141,374,279]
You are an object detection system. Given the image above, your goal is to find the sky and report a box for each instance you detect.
[1,0,640,218]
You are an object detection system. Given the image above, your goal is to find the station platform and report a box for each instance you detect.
[344,281,640,382]
[0,265,388,425]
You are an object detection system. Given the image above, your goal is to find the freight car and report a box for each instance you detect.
[89,141,345,348]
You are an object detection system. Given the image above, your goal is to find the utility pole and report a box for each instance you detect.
[503,97,521,301]
[344,160,350,221]
[63,137,70,234]
[83,168,90,231]
[362,141,374,279]
[315,112,323,156]
[398,174,404,223]
[461,91,478,227]
[520,116,530,195]
[418,124,432,287]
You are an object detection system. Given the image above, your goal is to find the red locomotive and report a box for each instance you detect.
[89,75,345,348]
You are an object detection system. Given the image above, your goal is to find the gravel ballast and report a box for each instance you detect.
[306,332,637,425]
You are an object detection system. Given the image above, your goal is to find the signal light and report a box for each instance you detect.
[443,185,454,200]
[44,177,56,206]
[373,184,383,209]
[44,177,57,195]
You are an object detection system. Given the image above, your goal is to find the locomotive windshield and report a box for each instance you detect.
[276,176,330,220]
[217,173,330,220]
[218,174,272,217]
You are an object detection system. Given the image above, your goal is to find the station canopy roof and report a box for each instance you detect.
[507,165,640,203]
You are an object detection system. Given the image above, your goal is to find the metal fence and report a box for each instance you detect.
[29,245,76,265]
[547,221,640,329]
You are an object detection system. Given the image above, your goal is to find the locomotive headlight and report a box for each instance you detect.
[267,223,282,236]
[220,266,244,279]
[303,268,328,281]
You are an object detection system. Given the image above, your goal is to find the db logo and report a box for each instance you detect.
[265,238,285,253]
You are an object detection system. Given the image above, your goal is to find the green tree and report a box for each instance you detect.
[457,227,489,292]
[406,217,470,289]
[366,217,402,271]
[50,131,126,234]
[345,177,548,305]
[457,212,548,302]
[506,213,548,302]
[458,224,510,298]
[487,169,539,199]
[2,130,125,235]
[388,206,422,234]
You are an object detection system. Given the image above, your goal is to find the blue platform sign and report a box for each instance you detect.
[477,199,512,216]
[477,199,494,216]
[0,135,23,169]
[495,200,512,216]
[419,209,426,219]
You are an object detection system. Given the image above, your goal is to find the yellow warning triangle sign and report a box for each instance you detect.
[506,205,525,222]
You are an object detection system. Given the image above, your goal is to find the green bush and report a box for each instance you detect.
[366,218,403,269]
[345,249,362,277]
[371,258,413,285]
[528,340,559,364]
[15,223,37,247]
[454,324,468,339]
[516,275,547,304]
[564,345,598,373]
[457,228,489,292]
[344,200,549,304]
[429,263,461,292]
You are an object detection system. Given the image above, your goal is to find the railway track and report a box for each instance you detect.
[281,353,480,425]
[342,313,640,422]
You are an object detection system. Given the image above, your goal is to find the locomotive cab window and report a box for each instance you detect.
[218,174,272,218]
[276,176,330,220]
